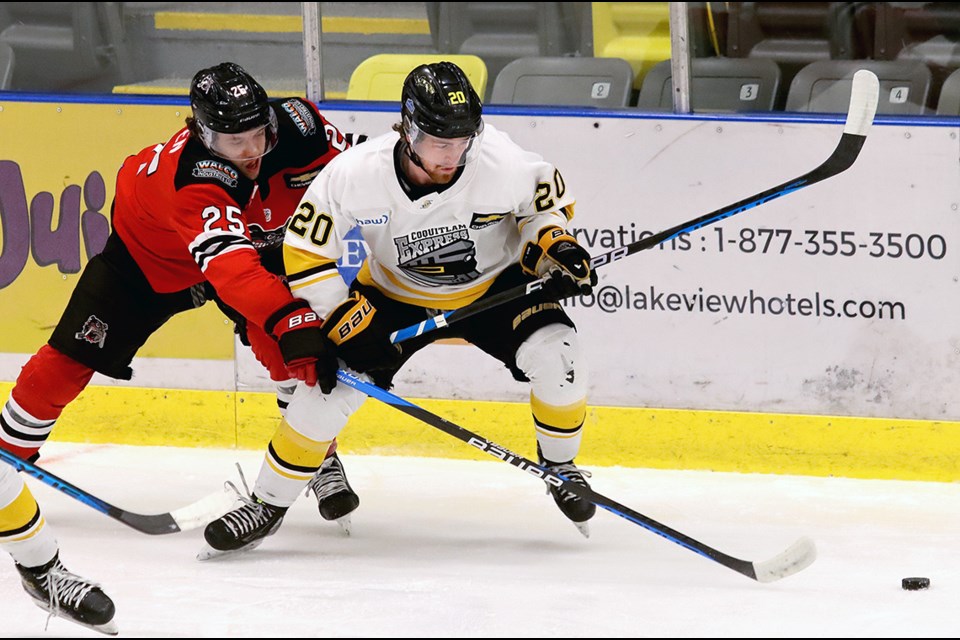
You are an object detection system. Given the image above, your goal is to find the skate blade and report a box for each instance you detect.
[196,537,267,562]
[572,520,590,539]
[335,514,353,536]
[30,600,119,636]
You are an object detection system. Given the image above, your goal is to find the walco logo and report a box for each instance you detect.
[192,159,238,187]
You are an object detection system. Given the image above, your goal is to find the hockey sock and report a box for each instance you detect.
[254,419,331,507]
[0,464,58,568]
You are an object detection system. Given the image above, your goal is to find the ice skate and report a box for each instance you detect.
[306,452,360,535]
[541,458,596,538]
[17,553,118,636]
[198,470,288,560]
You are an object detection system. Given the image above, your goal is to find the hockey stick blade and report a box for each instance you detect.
[0,447,235,535]
[389,69,880,345]
[752,535,817,583]
[336,370,816,582]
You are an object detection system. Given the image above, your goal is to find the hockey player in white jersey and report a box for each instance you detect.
[201,61,599,558]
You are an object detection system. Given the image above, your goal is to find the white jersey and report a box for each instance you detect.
[283,123,576,316]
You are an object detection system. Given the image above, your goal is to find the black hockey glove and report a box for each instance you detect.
[323,292,402,374]
[521,225,598,299]
[204,282,251,346]
[265,299,339,394]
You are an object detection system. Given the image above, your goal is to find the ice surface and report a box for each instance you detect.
[1,442,957,638]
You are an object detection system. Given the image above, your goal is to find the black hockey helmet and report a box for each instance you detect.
[189,62,278,159]
[401,61,483,139]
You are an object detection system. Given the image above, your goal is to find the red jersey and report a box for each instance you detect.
[112,98,347,329]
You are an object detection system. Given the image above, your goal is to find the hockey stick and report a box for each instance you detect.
[336,370,816,582]
[390,69,880,344]
[0,447,235,535]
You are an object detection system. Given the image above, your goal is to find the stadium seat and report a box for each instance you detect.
[874,2,960,65]
[592,2,671,91]
[725,2,864,91]
[0,3,128,91]
[346,53,488,101]
[636,57,781,112]
[0,43,12,90]
[490,56,634,107]
[873,2,960,109]
[425,2,584,102]
[936,66,960,116]
[785,59,932,114]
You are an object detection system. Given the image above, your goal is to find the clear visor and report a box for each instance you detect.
[198,109,279,162]
[407,119,484,169]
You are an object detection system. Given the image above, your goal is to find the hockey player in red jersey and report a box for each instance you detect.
[0,62,357,633]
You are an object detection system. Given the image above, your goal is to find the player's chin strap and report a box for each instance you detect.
[334,369,816,583]
[401,139,427,172]
[389,69,881,346]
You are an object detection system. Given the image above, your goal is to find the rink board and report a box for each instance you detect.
[2,96,959,480]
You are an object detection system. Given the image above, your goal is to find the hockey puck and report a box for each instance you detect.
[901,577,930,591]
